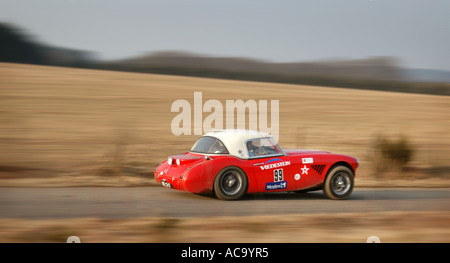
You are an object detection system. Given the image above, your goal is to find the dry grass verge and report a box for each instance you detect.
[0,211,448,243]
[1,63,449,187]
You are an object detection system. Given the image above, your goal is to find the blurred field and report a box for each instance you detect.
[0,211,448,242]
[0,62,449,186]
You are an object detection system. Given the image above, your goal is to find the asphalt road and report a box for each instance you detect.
[0,187,449,219]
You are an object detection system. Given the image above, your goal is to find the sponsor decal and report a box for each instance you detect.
[294,173,301,180]
[265,180,287,190]
[259,160,290,170]
[301,165,309,175]
[302,157,314,164]
[265,158,283,164]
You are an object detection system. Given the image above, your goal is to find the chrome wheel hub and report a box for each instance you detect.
[331,172,351,195]
[220,171,242,195]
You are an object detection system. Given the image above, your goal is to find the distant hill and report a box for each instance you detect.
[0,23,47,64]
[102,50,406,82]
[99,51,450,96]
[1,22,449,96]
[404,68,450,83]
[0,23,94,67]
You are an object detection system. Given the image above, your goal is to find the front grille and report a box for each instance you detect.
[311,164,326,175]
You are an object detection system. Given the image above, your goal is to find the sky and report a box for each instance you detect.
[1,0,449,70]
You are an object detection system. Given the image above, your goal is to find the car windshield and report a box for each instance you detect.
[246,137,283,158]
[190,136,229,154]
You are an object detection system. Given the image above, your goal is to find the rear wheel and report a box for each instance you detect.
[323,165,354,200]
[214,167,248,200]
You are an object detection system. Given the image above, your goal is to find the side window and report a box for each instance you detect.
[246,138,282,158]
[191,137,229,154]
[210,139,229,154]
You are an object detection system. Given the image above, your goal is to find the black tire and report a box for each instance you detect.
[214,166,248,200]
[323,165,354,200]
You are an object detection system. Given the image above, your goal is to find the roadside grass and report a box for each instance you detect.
[1,63,449,187]
[1,211,449,242]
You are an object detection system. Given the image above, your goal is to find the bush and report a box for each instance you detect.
[375,135,414,170]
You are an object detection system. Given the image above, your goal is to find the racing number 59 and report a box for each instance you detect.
[274,169,283,182]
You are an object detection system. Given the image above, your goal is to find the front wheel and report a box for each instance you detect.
[323,165,354,200]
[214,167,248,200]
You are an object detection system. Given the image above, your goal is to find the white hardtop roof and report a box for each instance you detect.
[203,129,276,159]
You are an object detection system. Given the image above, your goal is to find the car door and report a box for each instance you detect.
[249,156,294,192]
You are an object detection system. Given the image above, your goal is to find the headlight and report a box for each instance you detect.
[176,159,181,166]
[167,157,173,165]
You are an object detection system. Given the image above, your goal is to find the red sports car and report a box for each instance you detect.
[155,130,358,200]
